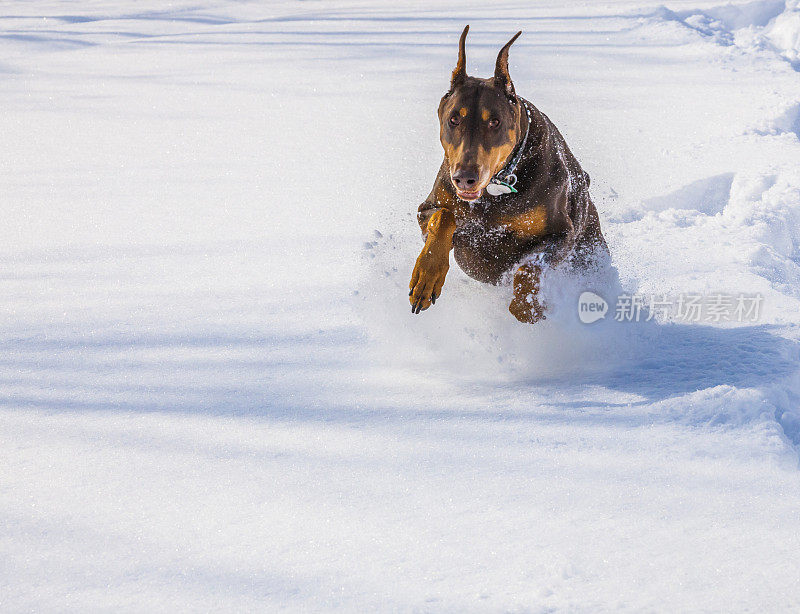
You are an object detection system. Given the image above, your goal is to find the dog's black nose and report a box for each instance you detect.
[452,168,479,189]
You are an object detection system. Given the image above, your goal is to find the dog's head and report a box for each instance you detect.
[439,26,525,201]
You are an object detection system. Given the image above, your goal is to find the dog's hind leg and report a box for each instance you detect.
[508,235,572,324]
[509,261,546,324]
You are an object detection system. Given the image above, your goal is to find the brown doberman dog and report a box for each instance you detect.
[409,26,608,323]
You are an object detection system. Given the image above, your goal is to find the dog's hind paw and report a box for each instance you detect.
[509,263,546,324]
[509,294,546,323]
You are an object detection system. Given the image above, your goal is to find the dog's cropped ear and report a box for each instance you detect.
[450,25,469,90]
[494,31,522,98]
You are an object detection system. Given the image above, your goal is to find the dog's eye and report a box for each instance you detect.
[488,118,500,128]
[449,116,461,126]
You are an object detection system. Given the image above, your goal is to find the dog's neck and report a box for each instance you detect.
[490,97,533,190]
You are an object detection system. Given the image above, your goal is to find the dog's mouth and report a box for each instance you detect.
[456,188,482,201]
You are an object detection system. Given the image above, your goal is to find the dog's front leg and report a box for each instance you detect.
[409,209,456,314]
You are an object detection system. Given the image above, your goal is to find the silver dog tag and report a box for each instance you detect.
[487,182,512,196]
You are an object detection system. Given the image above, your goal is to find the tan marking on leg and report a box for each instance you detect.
[509,263,545,324]
[410,209,456,313]
[433,181,456,209]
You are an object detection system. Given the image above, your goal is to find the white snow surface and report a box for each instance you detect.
[3,0,800,611]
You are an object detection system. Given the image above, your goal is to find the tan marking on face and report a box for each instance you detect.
[459,107,468,117]
[481,109,490,121]
[476,140,515,185]
[501,206,548,238]
[441,136,466,169]
[442,109,520,191]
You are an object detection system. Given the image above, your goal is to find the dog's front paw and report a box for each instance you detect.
[509,263,546,324]
[409,249,449,314]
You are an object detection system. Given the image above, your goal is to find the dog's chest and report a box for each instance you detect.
[454,195,547,242]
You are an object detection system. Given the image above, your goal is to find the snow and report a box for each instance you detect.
[3,0,800,611]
